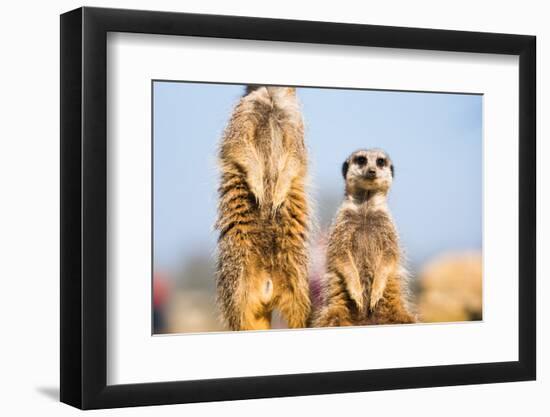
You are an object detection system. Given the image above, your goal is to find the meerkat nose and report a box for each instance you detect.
[366,169,376,178]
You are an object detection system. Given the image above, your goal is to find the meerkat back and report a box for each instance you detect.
[216,87,311,331]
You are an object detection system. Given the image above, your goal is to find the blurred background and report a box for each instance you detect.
[153,81,483,334]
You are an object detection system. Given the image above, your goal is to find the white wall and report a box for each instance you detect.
[0,0,545,415]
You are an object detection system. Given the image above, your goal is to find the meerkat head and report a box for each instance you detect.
[342,149,394,196]
[244,85,296,98]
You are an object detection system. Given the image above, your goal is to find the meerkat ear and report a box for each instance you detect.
[342,161,349,179]
[390,164,394,177]
[283,87,296,97]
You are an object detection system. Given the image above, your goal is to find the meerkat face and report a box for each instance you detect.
[342,149,394,193]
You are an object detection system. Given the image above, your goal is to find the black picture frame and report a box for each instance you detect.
[60,6,536,410]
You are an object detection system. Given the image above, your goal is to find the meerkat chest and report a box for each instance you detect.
[350,209,397,267]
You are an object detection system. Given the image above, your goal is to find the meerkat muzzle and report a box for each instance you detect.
[364,170,377,179]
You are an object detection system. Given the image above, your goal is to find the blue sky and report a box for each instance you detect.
[153,82,482,274]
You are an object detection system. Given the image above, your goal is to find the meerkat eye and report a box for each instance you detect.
[376,157,386,168]
[354,156,367,166]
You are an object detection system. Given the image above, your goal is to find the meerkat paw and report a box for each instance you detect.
[245,168,265,207]
[369,286,385,311]
[250,184,265,207]
[271,183,290,214]
[370,268,392,311]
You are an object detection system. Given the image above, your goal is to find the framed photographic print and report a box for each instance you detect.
[60,6,536,409]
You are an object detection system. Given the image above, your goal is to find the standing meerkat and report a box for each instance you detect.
[215,86,311,331]
[314,149,415,327]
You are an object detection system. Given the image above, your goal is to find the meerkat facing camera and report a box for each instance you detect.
[314,149,415,327]
[215,86,311,331]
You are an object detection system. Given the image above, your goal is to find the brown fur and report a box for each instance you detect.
[314,149,415,327]
[215,86,311,330]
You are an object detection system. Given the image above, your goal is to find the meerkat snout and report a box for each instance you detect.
[365,168,376,179]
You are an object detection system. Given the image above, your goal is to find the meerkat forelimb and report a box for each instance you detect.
[216,86,311,331]
[314,149,415,327]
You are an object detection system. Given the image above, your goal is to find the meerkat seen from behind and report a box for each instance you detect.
[314,149,415,327]
[216,86,311,331]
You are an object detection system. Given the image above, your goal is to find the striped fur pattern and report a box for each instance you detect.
[314,149,416,327]
[216,86,311,330]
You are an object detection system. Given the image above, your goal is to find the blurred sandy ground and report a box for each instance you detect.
[165,290,224,333]
[154,248,482,334]
[416,251,482,323]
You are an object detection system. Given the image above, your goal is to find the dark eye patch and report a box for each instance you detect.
[376,157,386,168]
[354,156,367,166]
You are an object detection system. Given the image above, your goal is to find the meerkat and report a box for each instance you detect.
[314,149,415,327]
[215,86,311,331]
